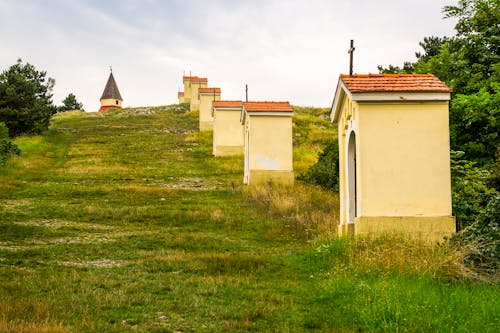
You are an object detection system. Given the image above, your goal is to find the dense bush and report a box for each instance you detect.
[450,151,498,229]
[451,194,499,276]
[0,121,8,139]
[0,122,20,165]
[299,140,339,191]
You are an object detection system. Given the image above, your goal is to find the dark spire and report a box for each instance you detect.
[100,71,122,100]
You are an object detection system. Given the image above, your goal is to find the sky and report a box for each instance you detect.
[0,0,458,111]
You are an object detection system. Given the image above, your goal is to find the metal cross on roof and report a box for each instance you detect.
[348,40,355,76]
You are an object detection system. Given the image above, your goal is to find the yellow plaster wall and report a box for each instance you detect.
[183,80,192,103]
[178,95,185,104]
[213,109,244,156]
[189,82,208,111]
[245,115,293,185]
[357,102,452,217]
[100,98,122,108]
[199,93,220,131]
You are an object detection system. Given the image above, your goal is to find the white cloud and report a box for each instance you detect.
[0,0,457,111]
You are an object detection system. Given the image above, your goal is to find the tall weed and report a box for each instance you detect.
[245,182,339,241]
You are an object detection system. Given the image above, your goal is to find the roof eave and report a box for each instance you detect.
[240,106,247,124]
[213,107,242,111]
[350,91,451,102]
[330,79,350,123]
[245,111,293,117]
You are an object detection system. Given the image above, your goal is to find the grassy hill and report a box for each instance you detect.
[0,105,498,332]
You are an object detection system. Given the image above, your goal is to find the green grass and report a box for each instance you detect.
[0,105,498,332]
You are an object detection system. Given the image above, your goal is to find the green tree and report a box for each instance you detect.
[0,59,57,137]
[449,84,499,165]
[59,93,83,112]
[415,36,450,61]
[415,0,500,94]
[377,62,414,74]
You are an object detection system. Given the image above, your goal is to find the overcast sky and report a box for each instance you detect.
[0,0,458,111]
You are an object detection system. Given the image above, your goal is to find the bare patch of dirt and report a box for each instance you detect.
[13,219,114,230]
[58,259,124,268]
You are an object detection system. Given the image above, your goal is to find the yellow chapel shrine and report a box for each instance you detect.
[331,73,456,241]
[178,91,185,104]
[212,100,244,156]
[182,75,208,111]
[242,101,294,185]
[99,70,122,112]
[198,87,221,131]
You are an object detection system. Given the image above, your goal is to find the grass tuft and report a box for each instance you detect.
[244,182,339,241]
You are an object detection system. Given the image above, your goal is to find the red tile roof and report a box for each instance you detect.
[213,100,243,108]
[183,75,208,83]
[178,91,184,96]
[193,77,208,83]
[243,101,293,112]
[198,87,221,94]
[340,74,452,93]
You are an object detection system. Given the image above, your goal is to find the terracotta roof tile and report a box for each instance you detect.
[243,101,293,112]
[340,74,452,93]
[183,75,208,83]
[192,77,208,83]
[213,100,243,108]
[178,91,184,96]
[198,87,221,94]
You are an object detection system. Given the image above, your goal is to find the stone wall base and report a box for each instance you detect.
[339,216,456,242]
[247,170,294,186]
[213,145,244,156]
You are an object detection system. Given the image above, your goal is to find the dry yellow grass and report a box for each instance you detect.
[336,234,469,281]
[245,182,339,240]
[0,299,70,333]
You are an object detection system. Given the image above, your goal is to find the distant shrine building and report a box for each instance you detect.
[99,70,122,112]
[331,74,455,241]
[182,75,208,111]
[178,91,185,104]
[198,87,221,131]
[212,100,244,156]
[242,102,294,185]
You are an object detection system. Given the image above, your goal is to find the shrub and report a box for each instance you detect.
[450,150,497,229]
[450,194,499,279]
[0,122,8,139]
[0,140,20,166]
[0,122,20,165]
[299,140,339,191]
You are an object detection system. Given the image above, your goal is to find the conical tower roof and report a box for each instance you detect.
[100,72,122,101]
